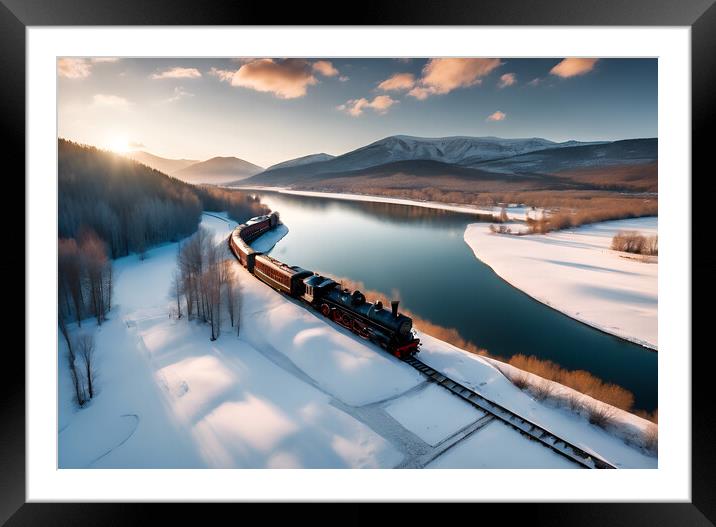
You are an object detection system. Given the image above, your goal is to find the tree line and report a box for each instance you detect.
[59,139,269,259]
[173,227,242,340]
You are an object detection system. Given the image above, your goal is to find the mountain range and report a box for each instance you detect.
[123,152,263,184]
[123,134,657,193]
[240,135,657,193]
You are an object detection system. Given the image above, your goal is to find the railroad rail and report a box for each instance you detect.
[403,356,617,469]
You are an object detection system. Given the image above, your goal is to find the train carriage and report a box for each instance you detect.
[254,254,313,296]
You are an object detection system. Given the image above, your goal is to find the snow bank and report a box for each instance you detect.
[385,384,484,446]
[464,217,658,349]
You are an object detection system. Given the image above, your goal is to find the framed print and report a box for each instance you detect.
[6,0,713,523]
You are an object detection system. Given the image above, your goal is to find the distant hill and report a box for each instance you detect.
[123,151,199,175]
[173,156,264,184]
[242,135,656,193]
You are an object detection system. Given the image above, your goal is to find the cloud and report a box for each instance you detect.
[406,86,433,100]
[92,94,131,108]
[417,58,502,96]
[312,60,339,77]
[498,73,516,88]
[550,58,599,78]
[164,86,194,103]
[486,110,506,122]
[57,57,121,78]
[338,95,398,116]
[210,59,318,99]
[129,141,146,149]
[151,67,202,80]
[527,77,541,87]
[338,76,350,82]
[58,58,92,79]
[208,67,235,82]
[377,73,416,92]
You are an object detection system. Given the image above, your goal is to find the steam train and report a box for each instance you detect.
[229,212,420,359]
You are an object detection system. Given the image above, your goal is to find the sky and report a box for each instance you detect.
[57,57,657,168]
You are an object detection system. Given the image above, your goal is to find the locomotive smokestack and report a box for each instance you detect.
[391,300,399,317]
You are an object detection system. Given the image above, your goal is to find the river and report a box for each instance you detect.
[251,190,657,412]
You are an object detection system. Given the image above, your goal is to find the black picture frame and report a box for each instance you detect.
[5,0,712,524]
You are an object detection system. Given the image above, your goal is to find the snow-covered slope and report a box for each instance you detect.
[464,216,658,349]
[265,153,335,172]
[58,212,657,469]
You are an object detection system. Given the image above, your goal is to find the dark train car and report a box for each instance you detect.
[254,254,313,296]
[303,274,419,358]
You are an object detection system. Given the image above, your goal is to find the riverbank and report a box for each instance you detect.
[234,185,532,219]
[464,217,658,350]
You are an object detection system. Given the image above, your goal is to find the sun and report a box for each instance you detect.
[108,137,130,153]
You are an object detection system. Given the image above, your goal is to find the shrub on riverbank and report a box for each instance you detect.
[525,201,658,234]
[611,231,658,255]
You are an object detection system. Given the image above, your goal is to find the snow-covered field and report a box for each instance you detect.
[464,217,657,349]
[58,212,656,469]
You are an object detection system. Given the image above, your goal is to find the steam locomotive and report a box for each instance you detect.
[229,212,420,359]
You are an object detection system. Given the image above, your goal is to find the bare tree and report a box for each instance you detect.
[170,269,183,319]
[58,238,85,326]
[77,334,96,400]
[79,229,112,325]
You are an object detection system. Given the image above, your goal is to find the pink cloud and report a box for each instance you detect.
[312,60,339,77]
[407,86,434,100]
[211,59,318,99]
[418,58,502,95]
[338,95,398,116]
[57,57,118,79]
[527,77,541,87]
[550,58,599,78]
[58,58,92,79]
[486,110,506,122]
[498,73,516,88]
[377,73,416,91]
[151,67,202,80]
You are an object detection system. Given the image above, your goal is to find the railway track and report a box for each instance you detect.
[403,356,617,469]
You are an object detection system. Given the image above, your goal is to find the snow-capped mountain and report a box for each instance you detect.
[249,135,605,181]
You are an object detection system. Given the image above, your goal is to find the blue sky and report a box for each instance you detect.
[58,57,657,167]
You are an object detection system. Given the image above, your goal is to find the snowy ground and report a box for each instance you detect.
[464,217,657,349]
[58,212,657,469]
